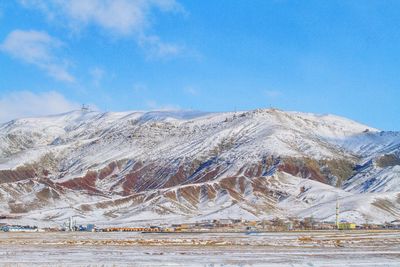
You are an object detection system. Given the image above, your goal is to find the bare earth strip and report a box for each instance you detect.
[0,230,399,266]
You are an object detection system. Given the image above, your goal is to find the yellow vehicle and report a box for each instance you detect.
[338,222,356,230]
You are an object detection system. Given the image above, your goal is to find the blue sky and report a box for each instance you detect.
[0,0,399,130]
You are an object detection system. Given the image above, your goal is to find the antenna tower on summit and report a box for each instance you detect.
[81,104,89,112]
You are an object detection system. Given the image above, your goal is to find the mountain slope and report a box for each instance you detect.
[0,109,399,226]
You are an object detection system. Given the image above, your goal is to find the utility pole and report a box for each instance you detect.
[336,198,340,230]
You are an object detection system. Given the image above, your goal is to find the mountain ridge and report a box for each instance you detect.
[0,108,399,226]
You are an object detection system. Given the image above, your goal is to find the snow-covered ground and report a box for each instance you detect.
[0,231,399,266]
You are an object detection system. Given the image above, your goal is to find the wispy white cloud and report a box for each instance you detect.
[20,0,183,35]
[132,83,147,94]
[138,34,183,59]
[0,30,75,82]
[145,99,180,111]
[89,66,105,86]
[183,86,199,96]
[19,0,185,59]
[0,91,80,122]
[264,90,283,98]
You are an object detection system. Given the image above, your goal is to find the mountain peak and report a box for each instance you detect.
[0,108,398,226]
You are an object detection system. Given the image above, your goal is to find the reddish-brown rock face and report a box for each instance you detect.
[37,154,355,199]
[0,166,37,184]
[59,171,101,194]
[278,159,327,184]
[0,154,354,220]
[277,157,354,186]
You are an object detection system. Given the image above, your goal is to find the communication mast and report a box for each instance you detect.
[67,216,74,231]
[81,104,89,112]
[336,198,340,230]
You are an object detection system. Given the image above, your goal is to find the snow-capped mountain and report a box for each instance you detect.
[0,108,399,226]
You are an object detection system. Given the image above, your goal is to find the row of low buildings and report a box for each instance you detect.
[166,218,400,232]
[1,219,400,233]
[0,222,97,233]
[0,225,41,232]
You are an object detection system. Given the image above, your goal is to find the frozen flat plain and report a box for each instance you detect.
[0,230,399,266]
